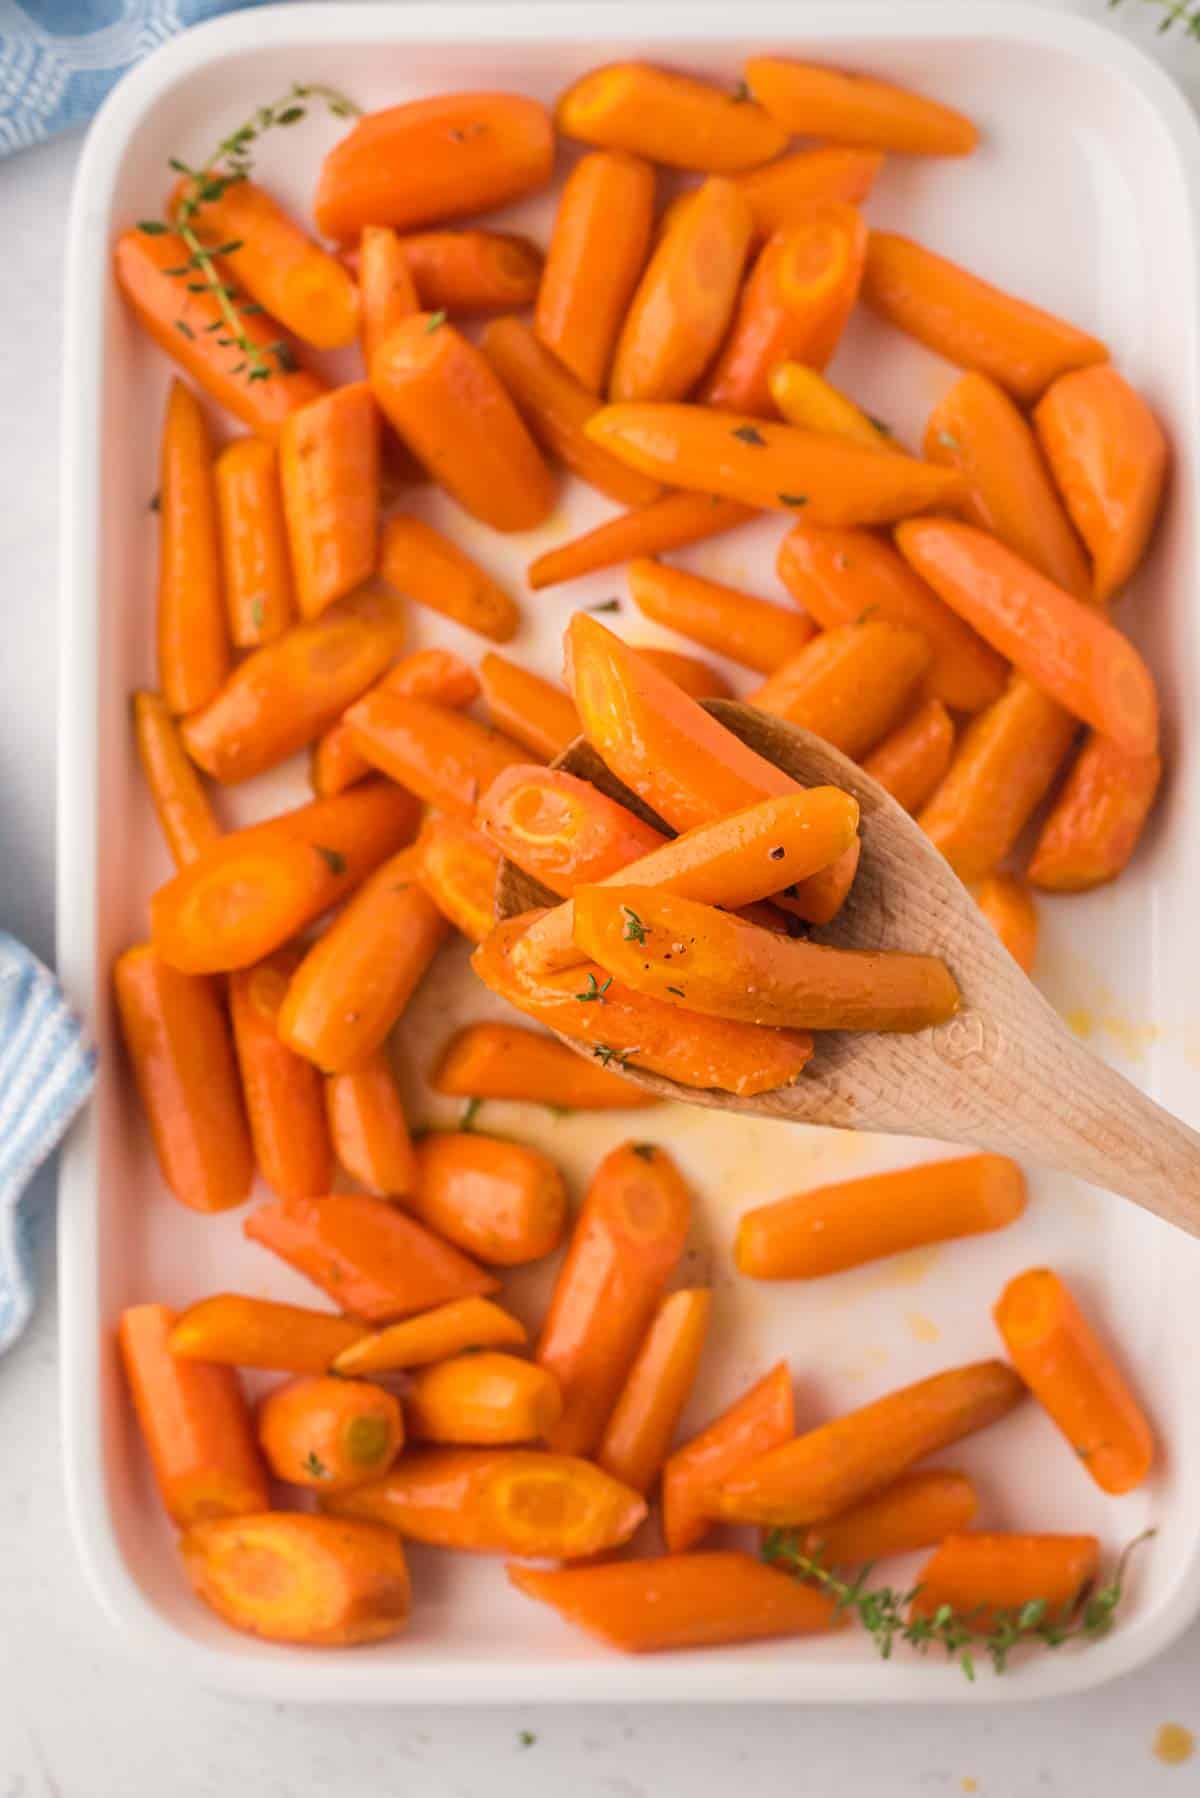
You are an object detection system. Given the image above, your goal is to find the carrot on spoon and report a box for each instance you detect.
[430,1020,661,1111]
[635,647,736,700]
[478,765,666,901]
[417,813,502,943]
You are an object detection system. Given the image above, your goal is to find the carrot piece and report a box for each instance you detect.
[587,402,965,520]
[769,362,902,453]
[258,1375,404,1492]
[802,1469,979,1567]
[312,646,480,798]
[371,315,555,531]
[746,57,977,155]
[909,1533,1099,1634]
[346,692,528,818]
[1026,733,1162,893]
[170,1295,370,1375]
[150,780,420,974]
[750,622,932,759]
[736,1153,1027,1280]
[994,1267,1154,1494]
[527,492,754,591]
[156,379,229,715]
[628,558,814,673]
[924,372,1090,598]
[356,224,420,367]
[635,647,735,700]
[417,812,502,943]
[214,436,294,647]
[862,700,955,814]
[1034,365,1169,603]
[246,1193,498,1322]
[325,1049,416,1196]
[431,1020,660,1111]
[478,765,666,900]
[412,1131,568,1266]
[399,229,543,315]
[379,512,519,642]
[597,1289,711,1495]
[510,1551,837,1653]
[326,1447,646,1557]
[737,147,883,239]
[180,587,406,783]
[119,1305,268,1527]
[702,206,868,414]
[536,150,656,391]
[332,1298,526,1376]
[406,1353,562,1445]
[181,1512,410,1646]
[278,383,380,619]
[717,1360,1026,1526]
[975,874,1039,973]
[229,948,334,1203]
[113,229,325,438]
[863,232,1108,403]
[114,946,253,1213]
[663,1362,794,1552]
[479,652,580,760]
[557,63,787,172]
[133,691,220,869]
[896,519,1158,755]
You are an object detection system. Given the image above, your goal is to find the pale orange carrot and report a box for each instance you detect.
[310,645,480,798]
[557,63,787,171]
[418,812,502,943]
[278,383,380,619]
[635,646,735,700]
[346,692,528,816]
[910,1533,1099,1633]
[479,653,579,760]
[862,699,955,814]
[527,492,754,592]
[157,379,229,715]
[229,948,333,1203]
[737,147,883,238]
[628,558,814,673]
[662,1362,794,1552]
[597,1289,712,1495]
[215,436,295,646]
[357,225,420,367]
[975,874,1039,973]
[331,1298,526,1376]
[1026,734,1162,893]
[406,1353,563,1445]
[536,150,656,391]
[746,57,978,155]
[430,1020,661,1111]
[769,362,903,453]
[478,765,666,902]
[802,1469,979,1567]
[749,622,932,759]
[170,1295,369,1376]
[325,1050,416,1197]
[133,691,220,869]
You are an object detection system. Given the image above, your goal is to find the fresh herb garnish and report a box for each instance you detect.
[622,906,648,944]
[148,490,161,513]
[251,597,265,631]
[665,985,686,998]
[868,414,894,437]
[303,1450,330,1480]
[593,1044,629,1069]
[586,598,621,614]
[426,309,448,333]
[574,973,613,1003]
[314,844,347,875]
[517,1730,537,1748]
[1110,0,1200,38]
[778,492,808,508]
[731,79,753,102]
[936,431,962,452]
[733,423,767,447]
[460,1097,484,1132]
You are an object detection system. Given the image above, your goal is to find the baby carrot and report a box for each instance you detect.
[245,1193,498,1321]
[1026,734,1162,893]
[627,558,814,674]
[132,691,220,869]
[636,647,735,700]
[769,363,902,452]
[536,150,656,391]
[510,1552,837,1654]
[737,147,883,239]
[557,62,787,171]
[717,1361,1026,1526]
[114,946,253,1213]
[279,383,380,619]
[399,230,543,315]
[406,1353,563,1445]
[597,1289,712,1495]
[995,1268,1154,1494]
[327,1447,646,1558]
[910,1533,1099,1634]
[746,57,978,155]
[312,646,480,798]
[413,1131,568,1266]
[662,1361,794,1552]
[418,813,501,943]
[479,654,579,761]
[325,1049,416,1196]
[1034,364,1169,603]
[371,315,555,531]
[896,519,1159,755]
[527,492,754,591]
[737,1153,1027,1281]
[380,513,519,643]
[157,379,229,715]
[258,1375,403,1493]
[229,948,334,1203]
[750,622,932,759]
[802,1469,979,1568]
[332,1298,526,1376]
[862,699,955,814]
[119,1304,268,1526]
[975,874,1039,973]
[863,232,1108,403]
[215,436,294,647]
[430,1020,660,1111]
[346,692,528,817]
[181,587,407,783]
[477,765,666,900]
[357,225,420,366]
[170,1295,370,1376]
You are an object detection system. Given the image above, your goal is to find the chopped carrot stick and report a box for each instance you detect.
[407,1353,563,1445]
[332,1298,526,1376]
[769,362,903,453]
[379,513,519,642]
[557,62,787,171]
[346,692,527,817]
[663,1362,794,1552]
[909,1533,1099,1634]
[747,57,977,154]
[479,653,579,760]
[597,1289,711,1495]
[413,1130,567,1267]
[862,699,955,814]
[1026,733,1161,893]
[278,383,380,619]
[737,147,883,239]
[258,1375,404,1492]
[399,229,543,314]
[974,874,1039,973]
[133,691,220,869]
[527,492,754,591]
[628,558,814,673]
[157,379,229,715]
[311,646,480,798]
[802,1469,979,1567]
[750,622,932,758]
[430,1020,660,1111]
[417,812,501,943]
[229,948,333,1203]
[479,765,666,901]
[215,436,295,647]
[536,150,656,391]
[325,1049,416,1196]
[170,1295,370,1375]
[357,225,420,366]
[636,646,735,700]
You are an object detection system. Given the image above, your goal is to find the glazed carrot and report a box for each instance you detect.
[863,232,1108,404]
[746,57,978,155]
[114,946,253,1213]
[702,207,868,414]
[587,403,965,520]
[802,1470,979,1567]
[924,372,1090,598]
[628,558,814,674]
[399,230,543,314]
[278,383,380,619]
[736,1154,1027,1280]
[133,691,220,869]
[557,63,787,171]
[896,520,1158,755]
[431,1020,660,1111]
[995,1268,1154,1494]
[312,646,480,798]
[910,1533,1099,1634]
[510,1552,837,1654]
[379,513,518,643]
[169,173,359,350]
[214,436,294,647]
[737,147,883,239]
[717,1360,1026,1526]
[597,1289,712,1495]
[181,1513,410,1646]
[412,1131,568,1266]
[332,1298,526,1376]
[258,1375,404,1493]
[113,229,326,437]
[1034,365,1169,603]
[325,1049,416,1196]
[527,492,754,591]
[482,316,663,505]
[769,363,902,453]
[119,1304,268,1526]
[479,654,579,761]
[636,647,736,700]
[862,700,955,814]
[975,874,1039,973]
[417,813,501,943]
[356,224,420,368]
[156,379,229,715]
[229,948,333,1203]
[150,781,420,974]
[327,1447,645,1558]
[170,1295,370,1376]
[1026,733,1162,893]
[246,1193,498,1321]
[181,587,406,783]
[536,150,656,391]
[407,1353,562,1445]
[371,315,555,531]
[346,692,528,818]
[663,1362,794,1552]
[750,622,932,759]
[478,765,666,900]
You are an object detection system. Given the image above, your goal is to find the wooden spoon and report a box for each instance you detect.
[495,699,1200,1235]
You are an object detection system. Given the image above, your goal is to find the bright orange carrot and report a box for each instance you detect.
[737,1153,1026,1280]
[379,513,518,642]
[312,646,480,798]
[229,948,333,1203]
[909,1533,1099,1634]
[119,1304,269,1527]
[975,873,1039,973]
[356,224,421,369]
[406,1353,562,1445]
[332,1298,526,1376]
[995,1268,1154,1494]
[346,692,528,818]
[478,765,666,900]
[662,1362,794,1552]
[636,646,736,699]
[133,691,220,869]
[1026,733,1161,893]
[418,813,501,943]
[737,147,883,238]
[802,1469,979,1567]
[325,1049,416,1196]
[181,587,406,783]
[215,436,294,647]
[258,1375,403,1493]
[479,653,580,760]
[156,379,228,715]
[527,492,754,591]
[717,1361,1026,1526]
[170,1295,370,1375]
[510,1551,837,1653]
[114,946,253,1213]
[278,383,380,619]
[413,1131,567,1266]
[746,57,978,155]
[557,63,787,171]
[750,622,932,758]
[536,150,656,391]
[769,362,900,451]
[399,229,543,314]
[863,699,955,813]
[628,558,814,673]
[597,1289,711,1495]
[430,1020,660,1111]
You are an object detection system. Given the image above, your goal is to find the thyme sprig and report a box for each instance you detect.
[1111,0,1200,37]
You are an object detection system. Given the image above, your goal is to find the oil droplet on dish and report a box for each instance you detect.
[1152,1723,1194,1766]
[1064,1007,1095,1041]
[907,1311,940,1344]
[1100,1015,1161,1062]
[961,1780,978,1795]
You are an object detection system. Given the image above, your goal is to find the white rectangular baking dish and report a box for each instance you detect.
[57,0,1200,1702]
